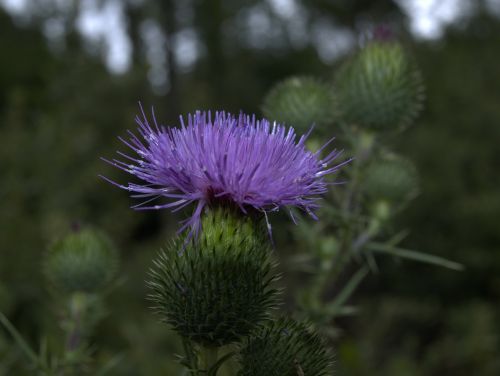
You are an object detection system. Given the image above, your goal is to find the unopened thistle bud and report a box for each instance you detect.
[262,76,336,133]
[44,228,118,294]
[148,207,279,347]
[335,41,423,131]
[364,157,419,203]
[238,317,334,376]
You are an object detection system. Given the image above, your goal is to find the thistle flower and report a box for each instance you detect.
[102,105,346,238]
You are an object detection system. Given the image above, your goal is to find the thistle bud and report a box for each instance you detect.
[44,228,118,294]
[238,317,334,376]
[363,157,419,203]
[148,206,279,347]
[335,41,423,131]
[262,76,336,133]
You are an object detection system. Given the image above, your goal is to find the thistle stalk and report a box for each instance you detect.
[202,347,218,373]
[65,293,84,352]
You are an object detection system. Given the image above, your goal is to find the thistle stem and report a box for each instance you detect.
[182,338,198,374]
[202,347,219,374]
[312,130,374,314]
[65,294,84,352]
[0,311,40,367]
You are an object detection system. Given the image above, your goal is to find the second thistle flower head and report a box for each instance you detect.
[103,105,346,237]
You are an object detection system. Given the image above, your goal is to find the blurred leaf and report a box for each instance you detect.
[0,312,39,368]
[95,353,125,376]
[328,266,369,315]
[367,242,464,271]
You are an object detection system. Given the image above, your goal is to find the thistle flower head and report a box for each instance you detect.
[371,24,394,42]
[102,105,346,238]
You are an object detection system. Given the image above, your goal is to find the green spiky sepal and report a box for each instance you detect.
[238,317,334,376]
[262,76,336,133]
[335,41,424,131]
[148,206,279,348]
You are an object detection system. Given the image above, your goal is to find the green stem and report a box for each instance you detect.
[0,311,40,367]
[65,294,84,352]
[182,337,198,374]
[202,347,218,374]
[312,129,375,311]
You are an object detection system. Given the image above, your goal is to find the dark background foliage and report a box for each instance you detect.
[1,1,499,375]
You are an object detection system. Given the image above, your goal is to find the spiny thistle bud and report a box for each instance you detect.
[238,317,334,376]
[262,76,336,133]
[335,41,423,131]
[44,228,118,294]
[148,206,279,348]
[363,157,419,203]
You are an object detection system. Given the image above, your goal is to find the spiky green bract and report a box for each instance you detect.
[238,317,334,376]
[364,156,419,202]
[148,206,279,348]
[262,76,336,133]
[44,228,118,294]
[335,41,423,131]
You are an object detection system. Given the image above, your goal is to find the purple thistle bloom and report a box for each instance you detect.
[372,24,394,42]
[102,105,348,239]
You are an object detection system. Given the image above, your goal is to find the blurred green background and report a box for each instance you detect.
[1,0,499,375]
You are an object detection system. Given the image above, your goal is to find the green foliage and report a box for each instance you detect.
[363,156,419,203]
[335,41,424,131]
[238,317,333,376]
[338,299,500,376]
[44,228,118,294]
[148,207,279,348]
[262,76,336,132]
